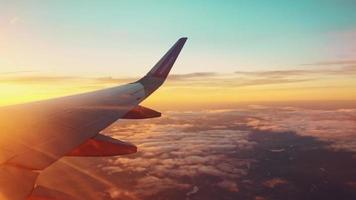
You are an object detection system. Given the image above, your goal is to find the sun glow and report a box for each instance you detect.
[1,73,355,109]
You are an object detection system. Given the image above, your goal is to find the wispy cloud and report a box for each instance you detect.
[168,72,314,87]
[0,75,135,84]
[301,60,356,66]
[166,64,356,87]
[9,17,20,25]
[0,75,76,83]
[0,70,35,75]
[168,72,218,81]
[235,65,356,77]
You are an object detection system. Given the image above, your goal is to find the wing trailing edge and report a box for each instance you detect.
[66,134,137,157]
[123,105,161,119]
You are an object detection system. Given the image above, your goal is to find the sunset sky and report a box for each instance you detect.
[1,0,356,108]
[1,2,356,200]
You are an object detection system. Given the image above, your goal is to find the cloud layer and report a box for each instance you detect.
[37,105,356,200]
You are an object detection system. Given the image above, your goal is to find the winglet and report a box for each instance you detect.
[137,37,187,95]
[146,37,187,79]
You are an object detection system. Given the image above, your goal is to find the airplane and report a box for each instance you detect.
[0,37,187,200]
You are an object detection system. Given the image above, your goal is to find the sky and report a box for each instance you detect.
[1,2,356,199]
[1,0,356,108]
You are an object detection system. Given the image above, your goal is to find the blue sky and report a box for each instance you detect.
[1,0,356,76]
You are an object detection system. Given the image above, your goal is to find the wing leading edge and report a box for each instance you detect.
[0,37,187,200]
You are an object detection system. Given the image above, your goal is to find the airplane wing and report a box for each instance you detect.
[0,37,187,200]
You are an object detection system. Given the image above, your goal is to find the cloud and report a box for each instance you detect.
[301,60,356,66]
[9,17,20,25]
[0,74,135,85]
[262,178,288,188]
[97,110,259,198]
[0,70,35,75]
[231,78,313,87]
[133,176,190,197]
[235,69,313,76]
[93,77,135,84]
[216,180,239,192]
[244,106,356,149]
[235,65,356,78]
[167,65,356,88]
[0,75,77,83]
[168,72,218,81]
[106,188,138,200]
[37,106,356,199]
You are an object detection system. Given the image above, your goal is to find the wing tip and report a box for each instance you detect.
[179,37,188,41]
[147,37,188,78]
[137,37,188,94]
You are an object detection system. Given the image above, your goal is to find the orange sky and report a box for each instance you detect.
[1,65,355,110]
